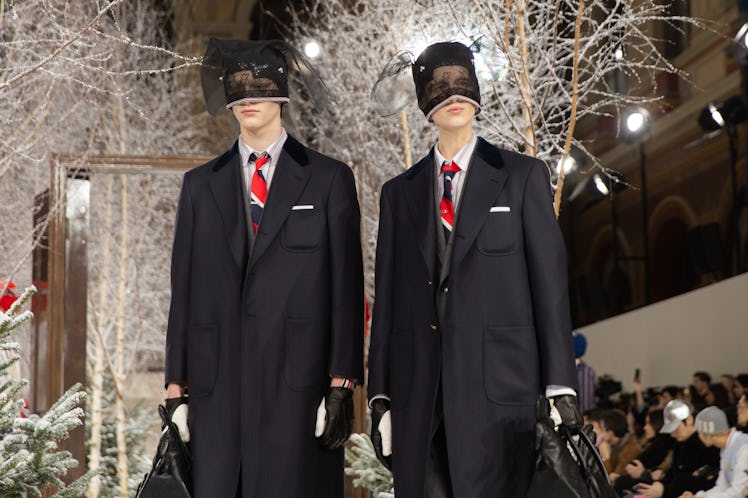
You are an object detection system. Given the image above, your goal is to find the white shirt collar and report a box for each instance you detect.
[434,133,477,171]
[238,128,288,166]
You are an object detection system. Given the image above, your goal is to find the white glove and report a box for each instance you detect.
[379,410,392,457]
[549,400,563,429]
[171,403,190,443]
[315,398,327,437]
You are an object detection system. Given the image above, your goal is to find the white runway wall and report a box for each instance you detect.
[580,272,748,392]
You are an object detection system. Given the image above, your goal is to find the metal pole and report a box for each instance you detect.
[611,190,620,263]
[640,143,650,304]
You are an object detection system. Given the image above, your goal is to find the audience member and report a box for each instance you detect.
[733,374,748,403]
[574,331,597,413]
[711,383,731,410]
[600,409,644,481]
[678,406,748,498]
[585,408,606,448]
[737,394,747,433]
[718,374,737,405]
[634,400,719,498]
[657,386,684,410]
[692,372,715,413]
[616,409,674,496]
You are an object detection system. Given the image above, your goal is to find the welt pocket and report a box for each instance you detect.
[476,213,518,255]
[281,209,323,252]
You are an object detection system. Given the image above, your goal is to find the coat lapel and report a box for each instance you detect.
[209,143,247,270]
[449,138,508,274]
[405,150,437,282]
[249,134,311,269]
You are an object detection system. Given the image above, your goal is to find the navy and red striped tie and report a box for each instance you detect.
[440,160,461,241]
[249,152,270,233]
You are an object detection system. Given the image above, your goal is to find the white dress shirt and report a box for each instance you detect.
[238,128,288,193]
[433,133,477,214]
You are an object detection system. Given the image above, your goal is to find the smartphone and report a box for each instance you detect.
[634,368,640,382]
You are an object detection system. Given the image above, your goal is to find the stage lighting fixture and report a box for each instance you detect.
[590,170,626,198]
[730,22,748,63]
[556,155,577,175]
[620,107,650,142]
[698,96,746,132]
[594,174,609,196]
[304,41,321,58]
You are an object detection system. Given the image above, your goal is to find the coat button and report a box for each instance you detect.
[430,324,437,331]
[427,280,432,286]
[443,287,449,293]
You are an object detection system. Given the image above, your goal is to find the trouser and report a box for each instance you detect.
[426,380,454,498]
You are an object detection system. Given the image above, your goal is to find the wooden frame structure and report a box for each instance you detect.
[42,154,208,482]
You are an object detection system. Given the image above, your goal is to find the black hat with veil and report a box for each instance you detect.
[201,38,328,115]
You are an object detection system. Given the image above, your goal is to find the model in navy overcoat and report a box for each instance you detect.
[165,135,364,497]
[368,137,577,497]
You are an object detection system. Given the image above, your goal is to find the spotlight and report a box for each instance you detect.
[304,41,321,58]
[594,174,609,196]
[614,48,624,60]
[556,155,577,175]
[590,170,626,198]
[620,107,650,142]
[698,96,746,132]
[730,22,748,63]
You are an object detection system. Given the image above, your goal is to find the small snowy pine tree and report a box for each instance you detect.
[0,286,88,497]
[85,380,152,497]
[345,433,394,497]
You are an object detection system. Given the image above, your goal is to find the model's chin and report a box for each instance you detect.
[239,117,267,131]
[436,116,473,129]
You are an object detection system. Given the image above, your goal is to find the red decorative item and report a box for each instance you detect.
[20,398,30,418]
[0,280,18,312]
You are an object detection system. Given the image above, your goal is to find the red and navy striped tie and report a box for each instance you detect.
[249,152,270,233]
[440,160,461,241]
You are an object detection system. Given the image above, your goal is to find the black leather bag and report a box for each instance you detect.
[135,404,192,498]
[527,397,617,498]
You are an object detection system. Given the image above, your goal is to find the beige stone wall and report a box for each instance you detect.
[580,271,748,391]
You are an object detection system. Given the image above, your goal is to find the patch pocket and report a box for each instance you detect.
[477,211,518,255]
[483,326,539,405]
[281,208,323,252]
[389,330,413,410]
[187,324,219,398]
[284,318,328,391]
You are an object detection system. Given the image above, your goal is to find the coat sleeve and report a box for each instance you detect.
[521,160,577,390]
[326,164,364,383]
[164,173,194,388]
[367,183,395,402]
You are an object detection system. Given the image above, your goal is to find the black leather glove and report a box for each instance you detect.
[163,396,190,442]
[370,398,392,470]
[319,387,354,450]
[552,394,583,434]
[164,396,188,420]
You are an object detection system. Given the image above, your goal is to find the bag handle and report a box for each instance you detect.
[158,403,192,461]
[560,425,612,497]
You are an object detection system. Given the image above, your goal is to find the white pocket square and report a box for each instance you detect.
[291,205,314,211]
[489,206,511,212]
